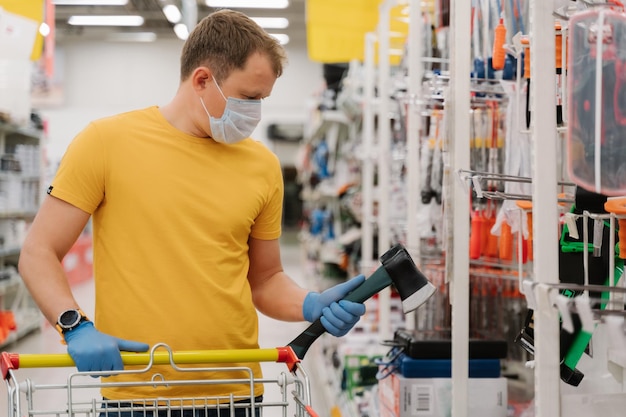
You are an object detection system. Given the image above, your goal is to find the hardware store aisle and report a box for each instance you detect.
[1,232,329,417]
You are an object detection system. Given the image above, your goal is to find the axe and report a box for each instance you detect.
[288,244,437,359]
[0,245,435,379]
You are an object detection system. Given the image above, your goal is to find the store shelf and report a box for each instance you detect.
[0,269,43,349]
[0,211,37,220]
[0,273,21,296]
[308,337,361,417]
[0,119,42,350]
[0,308,42,349]
[305,110,351,146]
[0,247,21,258]
[0,172,39,180]
[0,122,42,144]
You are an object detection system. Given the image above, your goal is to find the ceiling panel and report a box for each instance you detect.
[52,0,307,45]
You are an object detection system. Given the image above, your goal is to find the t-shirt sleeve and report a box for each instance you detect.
[48,122,106,214]
[250,153,283,240]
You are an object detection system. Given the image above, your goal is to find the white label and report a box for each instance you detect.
[413,384,433,415]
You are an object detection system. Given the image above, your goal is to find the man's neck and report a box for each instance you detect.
[159,89,210,138]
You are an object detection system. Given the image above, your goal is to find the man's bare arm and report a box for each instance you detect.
[18,195,91,325]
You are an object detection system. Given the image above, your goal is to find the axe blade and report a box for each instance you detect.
[380,244,437,313]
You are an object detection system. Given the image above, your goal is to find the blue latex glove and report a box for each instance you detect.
[303,274,367,337]
[64,321,149,376]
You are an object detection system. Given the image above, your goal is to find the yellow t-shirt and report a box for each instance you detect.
[50,106,284,401]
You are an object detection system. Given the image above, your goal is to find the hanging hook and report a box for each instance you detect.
[551,291,575,333]
[574,293,596,333]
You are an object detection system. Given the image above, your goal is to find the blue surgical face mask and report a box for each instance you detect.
[199,76,262,144]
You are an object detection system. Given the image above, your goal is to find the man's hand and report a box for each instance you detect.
[303,274,367,337]
[64,321,149,375]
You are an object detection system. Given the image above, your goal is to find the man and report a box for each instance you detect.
[18,9,365,416]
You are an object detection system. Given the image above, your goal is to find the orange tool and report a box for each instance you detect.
[604,198,626,259]
[500,221,513,261]
[492,16,507,70]
[484,211,499,258]
[555,22,564,126]
[480,212,490,255]
[470,210,486,259]
[521,36,531,79]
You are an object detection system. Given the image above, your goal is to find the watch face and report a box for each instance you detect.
[59,310,81,328]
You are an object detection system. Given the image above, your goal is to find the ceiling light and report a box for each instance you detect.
[68,15,145,26]
[269,33,289,45]
[162,4,182,24]
[174,23,189,40]
[53,0,129,5]
[206,0,288,9]
[251,17,289,29]
[106,32,157,42]
[39,23,51,37]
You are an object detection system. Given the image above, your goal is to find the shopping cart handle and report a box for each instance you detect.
[1,346,302,379]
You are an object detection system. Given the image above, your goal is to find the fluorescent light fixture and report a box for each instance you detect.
[53,0,129,5]
[389,31,407,38]
[106,32,157,42]
[162,4,182,24]
[206,0,288,9]
[251,17,289,29]
[174,23,189,40]
[68,15,144,26]
[39,22,51,37]
[269,33,289,45]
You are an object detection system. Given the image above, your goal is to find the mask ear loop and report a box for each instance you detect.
[211,74,228,102]
[198,97,217,140]
[199,96,211,116]
[198,97,213,119]
[198,72,227,118]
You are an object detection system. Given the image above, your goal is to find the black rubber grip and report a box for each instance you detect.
[288,319,326,359]
[342,267,393,303]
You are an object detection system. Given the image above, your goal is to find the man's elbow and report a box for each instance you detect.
[18,238,37,280]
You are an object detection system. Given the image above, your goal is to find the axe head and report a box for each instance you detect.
[381,244,437,313]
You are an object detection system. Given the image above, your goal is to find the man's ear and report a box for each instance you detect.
[191,66,213,93]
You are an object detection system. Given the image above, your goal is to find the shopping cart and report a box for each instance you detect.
[1,343,318,417]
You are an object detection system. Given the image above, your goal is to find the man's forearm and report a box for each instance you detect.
[18,244,80,325]
[251,271,308,321]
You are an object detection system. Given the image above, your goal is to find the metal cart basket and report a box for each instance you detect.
[1,343,318,417]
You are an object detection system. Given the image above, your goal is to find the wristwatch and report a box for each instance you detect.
[55,309,89,335]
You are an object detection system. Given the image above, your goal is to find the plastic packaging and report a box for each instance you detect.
[567,9,626,195]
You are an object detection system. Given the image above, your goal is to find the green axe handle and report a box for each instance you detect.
[287,267,393,359]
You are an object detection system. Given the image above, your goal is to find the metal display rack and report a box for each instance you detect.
[0,121,43,349]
